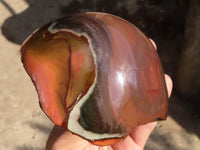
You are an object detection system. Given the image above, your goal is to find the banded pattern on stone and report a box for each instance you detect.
[21,12,168,146]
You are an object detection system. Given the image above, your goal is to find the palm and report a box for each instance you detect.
[46,122,156,150]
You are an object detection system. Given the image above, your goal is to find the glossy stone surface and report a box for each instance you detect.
[21,12,168,146]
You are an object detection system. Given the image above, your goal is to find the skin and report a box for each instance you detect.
[46,40,173,150]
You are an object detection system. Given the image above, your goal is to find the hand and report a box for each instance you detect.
[45,39,173,150]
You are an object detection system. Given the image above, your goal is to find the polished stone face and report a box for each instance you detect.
[21,12,168,146]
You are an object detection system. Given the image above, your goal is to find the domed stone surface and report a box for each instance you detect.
[21,12,168,146]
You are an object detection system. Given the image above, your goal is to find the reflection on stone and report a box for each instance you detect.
[20,12,168,146]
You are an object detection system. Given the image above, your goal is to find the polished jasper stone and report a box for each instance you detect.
[20,12,168,146]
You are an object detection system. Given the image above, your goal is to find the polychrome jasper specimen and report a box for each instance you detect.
[21,12,168,146]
